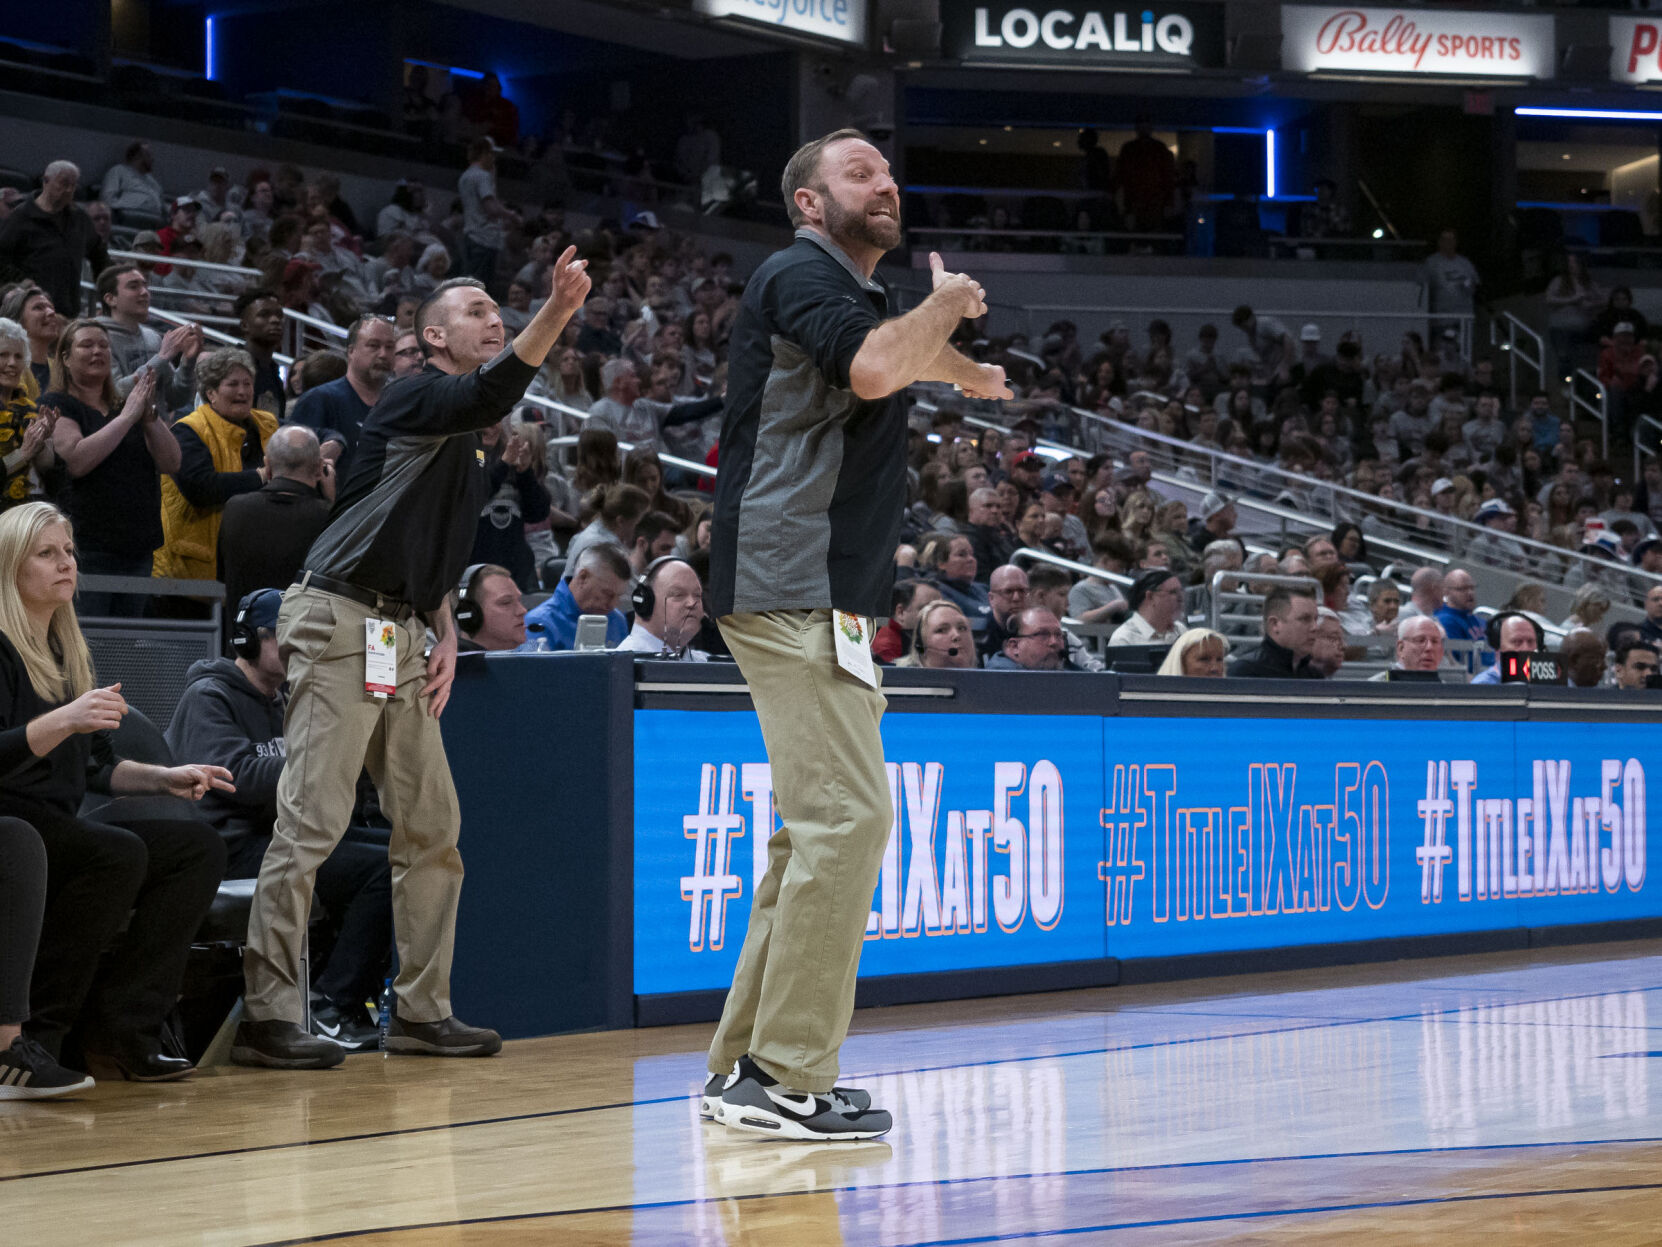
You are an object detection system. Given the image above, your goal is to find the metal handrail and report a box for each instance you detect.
[1571,368,1609,459]
[519,393,717,479]
[146,306,296,368]
[1015,305,1473,369]
[911,391,1662,596]
[109,249,262,279]
[1635,414,1662,487]
[1009,546,1135,589]
[1493,311,1546,398]
[1207,571,1319,636]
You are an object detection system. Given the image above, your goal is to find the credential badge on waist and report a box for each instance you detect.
[365,618,397,699]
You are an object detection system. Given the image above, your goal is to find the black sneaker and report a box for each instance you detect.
[231,1019,347,1069]
[717,1055,892,1141]
[310,1000,379,1053]
[0,1037,95,1100]
[701,1061,873,1120]
[384,1013,502,1057]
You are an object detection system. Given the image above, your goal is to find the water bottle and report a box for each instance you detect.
[378,977,394,1056]
[526,622,552,652]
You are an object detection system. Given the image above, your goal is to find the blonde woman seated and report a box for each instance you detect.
[1156,628,1230,677]
[893,600,979,669]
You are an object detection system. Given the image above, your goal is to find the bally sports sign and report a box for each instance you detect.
[1281,6,1555,79]
[1612,15,1662,85]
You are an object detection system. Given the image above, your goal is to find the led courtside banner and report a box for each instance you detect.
[633,711,1654,996]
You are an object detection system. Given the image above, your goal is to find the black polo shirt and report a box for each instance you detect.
[709,229,906,619]
[302,348,538,613]
[0,200,110,317]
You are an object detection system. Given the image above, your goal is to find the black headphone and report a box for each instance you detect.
[232,588,283,661]
[455,563,489,636]
[1486,610,1545,652]
[631,556,682,622]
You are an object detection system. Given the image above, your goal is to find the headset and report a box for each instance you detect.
[631,556,683,622]
[454,563,489,636]
[1485,610,1546,652]
[232,588,284,661]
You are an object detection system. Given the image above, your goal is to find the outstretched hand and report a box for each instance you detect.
[960,363,1013,401]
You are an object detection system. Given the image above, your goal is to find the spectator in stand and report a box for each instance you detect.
[1613,640,1659,690]
[234,288,288,419]
[1331,521,1369,570]
[92,264,203,413]
[926,533,992,634]
[155,348,279,582]
[468,419,551,590]
[0,501,231,1080]
[613,557,708,660]
[1231,586,1319,678]
[1462,391,1507,461]
[1369,614,1446,681]
[1389,383,1436,457]
[1188,491,1237,556]
[1467,499,1527,571]
[1562,582,1612,633]
[1155,627,1229,676]
[873,578,940,663]
[578,295,623,357]
[0,161,110,317]
[986,606,1073,671]
[41,328,178,615]
[1641,584,1662,648]
[965,487,1017,581]
[1295,178,1350,239]
[1109,569,1186,646]
[1397,566,1445,621]
[165,587,391,1051]
[675,115,723,186]
[0,318,55,513]
[1230,305,1294,392]
[1366,579,1402,636]
[376,182,431,242]
[288,315,397,479]
[1593,286,1649,345]
[1421,228,1478,340]
[99,143,165,226]
[1560,629,1608,689]
[0,285,60,394]
[1116,117,1176,232]
[393,330,424,380]
[453,564,527,654]
[217,425,333,615]
[154,197,200,269]
[521,545,630,651]
[1304,534,1341,578]
[588,358,639,435]
[564,482,649,591]
[1026,562,1106,672]
[897,599,978,670]
[1308,608,1346,677]
[628,510,681,573]
[1318,563,1372,637]
[1433,567,1486,655]
[978,563,1029,659]
[458,139,509,288]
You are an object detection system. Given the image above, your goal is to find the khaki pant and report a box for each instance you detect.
[707,609,891,1093]
[243,585,462,1024]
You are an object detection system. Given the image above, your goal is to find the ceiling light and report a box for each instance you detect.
[1372,228,1384,239]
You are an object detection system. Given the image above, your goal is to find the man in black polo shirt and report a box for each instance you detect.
[704,129,1009,1141]
[233,251,592,1070]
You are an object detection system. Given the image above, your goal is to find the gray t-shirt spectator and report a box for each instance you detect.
[1069,577,1125,619]
[100,163,164,219]
[1422,253,1479,315]
[587,396,628,436]
[458,165,503,250]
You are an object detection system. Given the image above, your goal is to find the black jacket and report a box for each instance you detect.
[0,632,117,817]
[218,476,333,617]
[1230,634,1322,679]
[164,658,284,854]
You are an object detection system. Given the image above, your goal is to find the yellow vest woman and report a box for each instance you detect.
[155,347,279,581]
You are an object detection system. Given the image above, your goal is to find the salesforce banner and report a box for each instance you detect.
[633,710,1655,996]
[941,0,1226,69]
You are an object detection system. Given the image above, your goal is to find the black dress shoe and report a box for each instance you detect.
[84,1037,195,1083]
[231,1019,346,1069]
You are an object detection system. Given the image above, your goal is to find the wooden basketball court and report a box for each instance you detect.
[5,941,1661,1245]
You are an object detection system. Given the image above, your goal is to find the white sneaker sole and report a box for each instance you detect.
[716,1096,891,1141]
[700,1092,719,1119]
[0,1074,94,1100]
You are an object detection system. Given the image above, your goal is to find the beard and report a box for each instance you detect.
[821,190,901,253]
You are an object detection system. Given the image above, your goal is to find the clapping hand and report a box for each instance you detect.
[19,408,54,459]
[120,368,159,423]
[56,684,128,734]
[502,434,532,471]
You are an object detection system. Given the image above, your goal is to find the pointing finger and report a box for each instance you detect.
[929,252,944,275]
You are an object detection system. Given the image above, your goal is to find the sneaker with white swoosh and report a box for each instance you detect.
[701,1061,874,1120]
[716,1055,892,1141]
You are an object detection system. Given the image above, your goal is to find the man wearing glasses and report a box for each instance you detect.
[1109,569,1188,646]
[977,563,1030,660]
[986,607,1076,671]
[393,330,425,379]
[287,315,398,479]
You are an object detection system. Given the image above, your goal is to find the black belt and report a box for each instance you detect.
[298,571,417,622]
